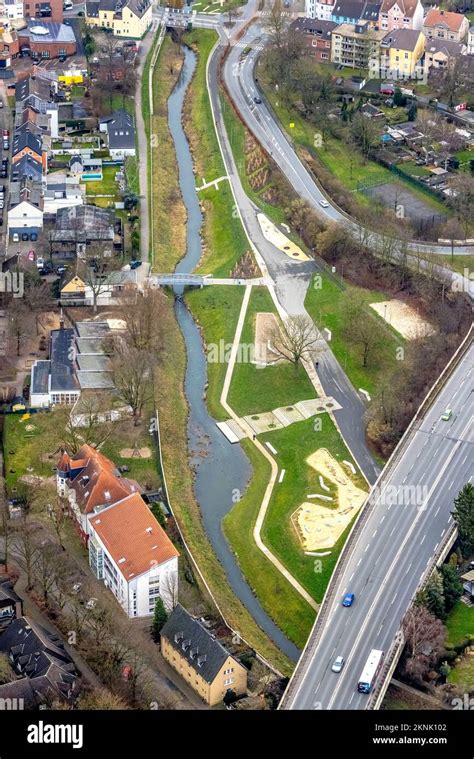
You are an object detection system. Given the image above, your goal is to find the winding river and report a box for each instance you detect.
[167,44,300,661]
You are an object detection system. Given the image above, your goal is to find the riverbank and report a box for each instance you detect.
[183,29,250,276]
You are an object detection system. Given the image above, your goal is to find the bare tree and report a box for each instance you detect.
[343,294,384,368]
[160,570,179,610]
[117,287,165,355]
[33,541,63,605]
[59,393,112,454]
[77,241,120,314]
[7,301,33,356]
[23,279,53,335]
[12,522,41,590]
[447,174,474,237]
[269,314,320,371]
[402,605,446,683]
[111,343,154,423]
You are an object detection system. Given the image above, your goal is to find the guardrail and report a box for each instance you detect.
[280,325,473,708]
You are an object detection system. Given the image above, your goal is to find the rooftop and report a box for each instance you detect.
[424,8,468,32]
[89,492,179,579]
[161,604,240,684]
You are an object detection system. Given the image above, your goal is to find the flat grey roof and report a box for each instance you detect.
[77,371,114,389]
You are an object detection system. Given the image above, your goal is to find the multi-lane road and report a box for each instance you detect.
[282,340,474,709]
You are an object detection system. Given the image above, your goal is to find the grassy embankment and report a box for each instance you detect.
[146,34,187,272]
[183,29,249,277]
[305,273,403,397]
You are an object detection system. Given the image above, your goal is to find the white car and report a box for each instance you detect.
[12,233,19,243]
[86,597,97,610]
[319,199,330,208]
[36,257,44,269]
[331,655,345,673]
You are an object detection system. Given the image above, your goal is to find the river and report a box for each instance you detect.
[166,43,300,661]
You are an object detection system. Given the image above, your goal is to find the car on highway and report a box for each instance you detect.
[441,408,452,421]
[253,96,262,104]
[319,199,330,208]
[331,656,345,673]
[342,592,355,607]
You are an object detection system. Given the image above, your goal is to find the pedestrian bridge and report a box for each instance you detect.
[150,273,207,287]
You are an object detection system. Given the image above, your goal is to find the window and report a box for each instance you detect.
[321,52,329,59]
[224,678,234,686]
[224,667,234,675]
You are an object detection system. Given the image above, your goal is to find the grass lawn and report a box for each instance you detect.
[125,154,139,196]
[398,160,431,178]
[155,293,294,675]
[305,273,402,397]
[448,656,474,690]
[186,286,244,421]
[260,415,368,602]
[228,287,316,417]
[183,29,249,277]
[85,165,119,196]
[446,601,474,648]
[3,410,160,495]
[148,35,187,272]
[223,439,316,649]
[443,254,474,277]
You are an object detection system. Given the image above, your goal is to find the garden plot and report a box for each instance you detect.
[293,448,367,551]
[370,299,436,340]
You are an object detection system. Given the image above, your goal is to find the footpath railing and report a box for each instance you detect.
[280,324,473,708]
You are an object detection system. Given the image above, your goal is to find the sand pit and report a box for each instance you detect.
[293,449,367,551]
[370,300,435,340]
[120,447,152,459]
[255,312,288,365]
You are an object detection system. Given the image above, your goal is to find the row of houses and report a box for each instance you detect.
[298,4,473,78]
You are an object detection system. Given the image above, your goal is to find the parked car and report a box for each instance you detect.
[129,259,142,270]
[56,265,67,276]
[21,232,29,241]
[30,232,38,242]
[36,256,44,269]
[342,592,355,607]
[12,233,19,243]
[3,129,9,138]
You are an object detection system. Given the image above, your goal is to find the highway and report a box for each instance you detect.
[282,340,474,709]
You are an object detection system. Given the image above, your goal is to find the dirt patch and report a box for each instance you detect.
[370,299,436,340]
[119,447,152,459]
[254,312,287,366]
[293,448,367,551]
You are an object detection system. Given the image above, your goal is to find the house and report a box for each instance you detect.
[7,199,43,236]
[379,28,425,78]
[0,29,20,67]
[12,125,46,167]
[88,492,179,617]
[57,443,142,541]
[461,569,474,600]
[422,9,469,44]
[43,178,85,214]
[0,616,79,709]
[22,0,64,23]
[18,20,77,61]
[421,38,467,75]
[305,0,335,21]
[361,101,385,118]
[3,0,25,25]
[11,153,43,183]
[85,0,152,39]
[331,0,381,27]
[331,21,386,69]
[51,204,115,257]
[161,604,248,706]
[99,109,136,159]
[468,26,474,56]
[0,582,23,632]
[289,18,337,62]
[69,154,83,176]
[378,0,423,33]
[30,325,81,408]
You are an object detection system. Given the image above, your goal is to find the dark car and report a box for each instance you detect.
[253,96,262,104]
[129,259,142,270]
[30,232,38,242]
[21,232,29,241]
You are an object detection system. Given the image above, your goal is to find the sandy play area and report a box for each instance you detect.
[370,299,435,340]
[255,312,288,365]
[293,449,367,551]
[257,213,310,262]
[120,447,152,459]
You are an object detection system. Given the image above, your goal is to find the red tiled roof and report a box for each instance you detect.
[89,494,179,580]
[424,9,467,32]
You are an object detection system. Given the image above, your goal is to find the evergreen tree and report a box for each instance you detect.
[441,564,463,613]
[152,597,168,642]
[424,570,446,621]
[452,483,474,555]
[407,102,417,122]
